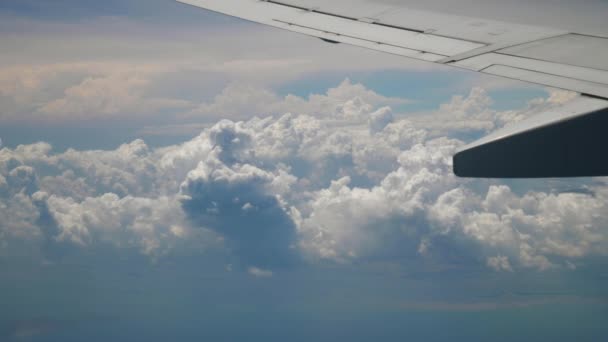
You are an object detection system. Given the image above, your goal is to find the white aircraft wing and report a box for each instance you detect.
[176,0,608,178]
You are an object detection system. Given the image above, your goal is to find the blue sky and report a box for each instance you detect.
[1,1,608,341]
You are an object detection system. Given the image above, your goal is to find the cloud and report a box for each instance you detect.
[0,62,197,122]
[0,62,411,124]
[1,81,607,273]
[178,121,300,269]
[0,139,194,258]
[186,79,409,121]
[296,137,464,263]
[297,130,608,271]
[46,194,187,256]
[0,190,41,242]
[248,267,273,278]
[0,11,451,123]
[368,106,394,134]
[39,72,190,119]
[487,255,514,272]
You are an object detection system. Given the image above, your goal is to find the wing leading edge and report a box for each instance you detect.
[177,0,608,178]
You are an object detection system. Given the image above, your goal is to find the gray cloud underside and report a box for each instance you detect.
[1,81,607,273]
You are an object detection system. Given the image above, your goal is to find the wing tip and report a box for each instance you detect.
[453,102,608,178]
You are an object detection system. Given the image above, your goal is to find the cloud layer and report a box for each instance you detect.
[1,81,607,274]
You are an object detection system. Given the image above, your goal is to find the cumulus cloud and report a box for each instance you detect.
[296,137,464,262]
[0,138,194,258]
[0,63,409,124]
[1,81,606,274]
[410,87,582,140]
[297,134,608,271]
[179,130,300,269]
[368,106,394,134]
[47,194,186,255]
[186,79,409,121]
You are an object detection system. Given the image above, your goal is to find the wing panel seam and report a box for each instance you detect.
[440,33,570,64]
[273,19,448,56]
[262,0,497,44]
[494,51,608,73]
[263,0,358,21]
[479,64,608,86]
[265,1,429,34]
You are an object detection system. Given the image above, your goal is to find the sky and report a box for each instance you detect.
[1,0,608,341]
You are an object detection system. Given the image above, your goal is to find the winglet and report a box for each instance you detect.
[454,96,608,178]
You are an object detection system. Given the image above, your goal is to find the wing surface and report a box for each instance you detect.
[176,0,608,178]
[177,0,608,98]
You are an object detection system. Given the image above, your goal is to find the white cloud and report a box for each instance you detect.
[0,12,446,124]
[487,256,514,272]
[414,87,501,138]
[1,81,607,273]
[409,87,583,139]
[39,72,190,119]
[187,79,409,121]
[297,138,464,263]
[297,136,608,271]
[0,191,41,241]
[178,127,300,269]
[0,62,191,121]
[0,63,410,123]
[248,267,273,278]
[46,193,187,256]
[368,106,394,134]
[0,138,195,257]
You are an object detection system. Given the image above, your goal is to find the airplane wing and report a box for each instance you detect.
[176,0,608,178]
